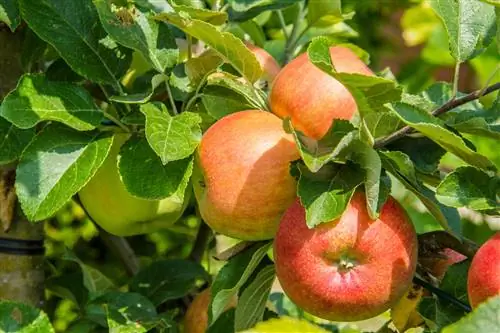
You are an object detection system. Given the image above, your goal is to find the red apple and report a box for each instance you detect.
[269,46,374,140]
[246,43,281,83]
[193,110,299,241]
[274,192,418,321]
[467,233,500,308]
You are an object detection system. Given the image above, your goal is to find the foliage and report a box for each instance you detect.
[0,0,499,332]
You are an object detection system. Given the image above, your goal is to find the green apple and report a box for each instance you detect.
[78,134,190,236]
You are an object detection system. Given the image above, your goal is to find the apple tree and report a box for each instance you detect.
[0,0,499,332]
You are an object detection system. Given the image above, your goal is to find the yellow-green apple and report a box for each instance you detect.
[183,288,237,333]
[193,110,299,241]
[78,134,190,236]
[467,233,500,308]
[269,46,374,140]
[274,192,418,321]
[246,43,281,83]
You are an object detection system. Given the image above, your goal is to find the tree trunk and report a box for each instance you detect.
[0,25,45,308]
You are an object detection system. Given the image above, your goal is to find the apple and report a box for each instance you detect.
[467,233,500,308]
[246,43,281,83]
[193,110,299,241]
[269,46,374,140]
[78,133,190,236]
[274,192,418,321]
[183,288,237,333]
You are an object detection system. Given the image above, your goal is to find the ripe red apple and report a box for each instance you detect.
[467,233,500,308]
[193,110,299,241]
[269,46,374,140]
[183,288,237,333]
[274,193,418,321]
[246,43,281,83]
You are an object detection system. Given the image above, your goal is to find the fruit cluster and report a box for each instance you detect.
[78,45,500,326]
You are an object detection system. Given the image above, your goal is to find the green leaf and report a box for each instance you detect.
[239,317,329,333]
[61,249,115,296]
[285,118,356,172]
[307,0,354,27]
[235,265,275,331]
[201,86,254,119]
[93,1,178,73]
[15,125,113,221]
[442,296,500,333]
[155,12,263,83]
[387,136,446,174]
[479,0,500,6]
[207,309,235,333]
[0,117,34,165]
[419,297,466,332]
[0,0,20,31]
[185,50,224,86]
[436,166,500,211]
[21,28,47,73]
[18,0,131,86]
[129,259,209,306]
[0,301,54,333]
[111,74,167,104]
[140,102,202,164]
[118,136,193,200]
[391,103,495,171]
[0,74,103,131]
[171,4,228,25]
[169,63,195,102]
[297,162,363,228]
[46,272,88,308]
[205,72,263,109]
[86,292,157,330]
[429,0,496,62]
[380,150,462,235]
[209,242,272,325]
[227,0,302,22]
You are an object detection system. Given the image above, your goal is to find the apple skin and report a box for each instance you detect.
[193,110,299,241]
[467,233,500,308]
[184,288,237,333]
[274,192,418,321]
[79,134,190,236]
[269,46,373,140]
[246,43,281,83]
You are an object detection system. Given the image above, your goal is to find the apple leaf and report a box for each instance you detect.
[0,117,34,165]
[285,118,357,173]
[201,86,254,119]
[171,4,228,25]
[111,74,167,104]
[387,136,446,175]
[442,296,500,333]
[204,73,265,110]
[391,103,495,171]
[155,12,262,83]
[15,124,113,222]
[170,63,195,102]
[419,261,471,331]
[118,136,193,200]
[129,259,209,306]
[235,264,275,331]
[429,0,496,62]
[307,0,354,27]
[227,0,302,22]
[209,241,272,326]
[478,0,500,6]
[61,249,116,296]
[185,50,224,86]
[0,0,20,31]
[380,150,462,235]
[296,162,363,228]
[0,75,103,131]
[86,292,157,331]
[238,317,329,333]
[0,301,54,332]
[93,0,178,73]
[436,166,500,211]
[140,102,202,164]
[18,0,131,87]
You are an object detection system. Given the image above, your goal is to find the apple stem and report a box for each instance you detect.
[189,222,212,263]
[413,277,471,313]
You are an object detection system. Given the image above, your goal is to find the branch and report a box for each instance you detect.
[418,230,479,259]
[374,82,500,148]
[188,222,212,263]
[413,277,471,313]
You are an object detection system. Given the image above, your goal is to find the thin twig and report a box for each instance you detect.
[374,82,500,148]
[413,277,471,313]
[188,222,212,263]
[102,111,130,133]
[98,227,140,277]
[452,62,461,98]
[277,10,290,41]
[164,79,178,115]
[283,3,305,64]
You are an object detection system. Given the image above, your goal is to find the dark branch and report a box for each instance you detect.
[374,82,500,148]
[189,222,212,263]
[413,277,472,313]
